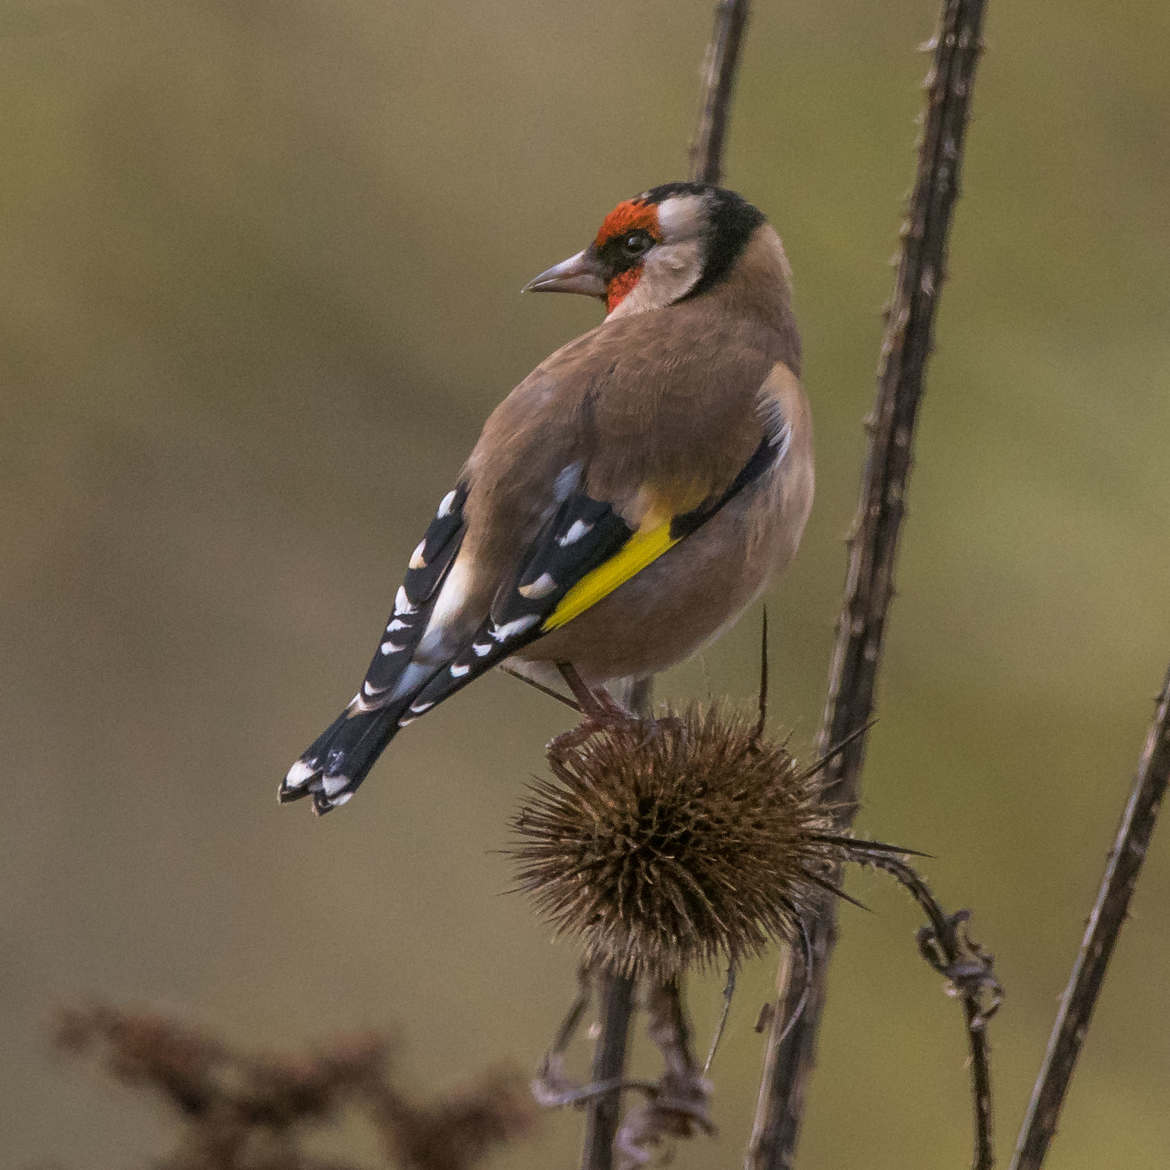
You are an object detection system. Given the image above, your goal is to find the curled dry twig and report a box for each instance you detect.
[861,851,1000,1168]
[614,980,714,1169]
[532,970,715,1170]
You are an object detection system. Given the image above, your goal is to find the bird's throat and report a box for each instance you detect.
[606,266,643,314]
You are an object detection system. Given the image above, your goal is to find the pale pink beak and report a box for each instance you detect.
[522,248,607,298]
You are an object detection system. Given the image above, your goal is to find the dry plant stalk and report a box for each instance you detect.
[1010,665,1170,1170]
[689,0,751,184]
[750,2,989,1166]
[54,1003,535,1170]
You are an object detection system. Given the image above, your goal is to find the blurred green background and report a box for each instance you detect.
[4,1,1169,1166]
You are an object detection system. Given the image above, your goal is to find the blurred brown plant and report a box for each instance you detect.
[53,1004,536,1170]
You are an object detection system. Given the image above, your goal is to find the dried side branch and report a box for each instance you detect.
[748,2,988,1166]
[864,853,1000,1170]
[1010,666,1170,1170]
[689,0,751,184]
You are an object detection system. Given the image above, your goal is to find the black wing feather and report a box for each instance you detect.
[397,492,633,721]
[355,483,468,703]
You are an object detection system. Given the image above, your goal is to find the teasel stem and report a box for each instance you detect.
[580,969,637,1170]
[579,676,654,1170]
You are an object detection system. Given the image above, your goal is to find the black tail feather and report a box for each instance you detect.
[279,698,412,815]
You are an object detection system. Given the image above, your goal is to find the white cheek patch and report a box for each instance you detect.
[606,239,704,320]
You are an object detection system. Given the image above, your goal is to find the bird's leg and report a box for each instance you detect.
[499,663,583,713]
[547,663,642,752]
[556,662,633,721]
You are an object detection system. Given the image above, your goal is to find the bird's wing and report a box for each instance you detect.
[350,481,469,709]
[396,393,793,716]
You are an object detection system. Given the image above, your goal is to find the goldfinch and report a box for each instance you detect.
[282,182,813,814]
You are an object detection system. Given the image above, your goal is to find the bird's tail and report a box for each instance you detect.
[279,696,414,815]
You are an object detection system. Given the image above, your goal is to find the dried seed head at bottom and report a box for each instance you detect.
[510,702,850,980]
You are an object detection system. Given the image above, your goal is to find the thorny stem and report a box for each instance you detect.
[1010,666,1170,1170]
[689,0,751,185]
[748,2,988,1167]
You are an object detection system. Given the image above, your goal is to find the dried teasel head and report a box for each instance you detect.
[510,702,870,980]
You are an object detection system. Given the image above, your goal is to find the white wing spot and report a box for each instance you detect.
[437,489,458,518]
[449,662,471,678]
[394,586,418,615]
[472,641,493,657]
[558,519,593,546]
[491,614,541,642]
[408,540,428,569]
[380,639,407,655]
[409,698,436,715]
[328,792,353,807]
[386,618,409,633]
[518,572,558,600]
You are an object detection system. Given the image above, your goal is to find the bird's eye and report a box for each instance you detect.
[620,230,654,258]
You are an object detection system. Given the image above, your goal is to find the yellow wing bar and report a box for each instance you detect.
[541,521,680,632]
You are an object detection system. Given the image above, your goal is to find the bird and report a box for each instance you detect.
[281,181,813,815]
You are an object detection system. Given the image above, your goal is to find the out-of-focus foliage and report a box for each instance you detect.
[53,1002,535,1169]
[3,2,1168,1168]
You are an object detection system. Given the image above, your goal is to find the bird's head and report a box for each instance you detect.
[523,182,767,319]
